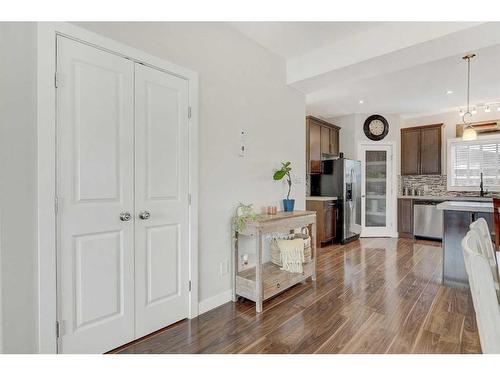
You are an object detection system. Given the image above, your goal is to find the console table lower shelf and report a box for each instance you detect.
[236,261,314,303]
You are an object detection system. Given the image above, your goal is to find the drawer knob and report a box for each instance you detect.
[276,282,281,288]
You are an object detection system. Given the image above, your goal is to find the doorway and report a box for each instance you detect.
[55,35,192,353]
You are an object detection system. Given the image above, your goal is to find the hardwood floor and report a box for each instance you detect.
[112,238,481,354]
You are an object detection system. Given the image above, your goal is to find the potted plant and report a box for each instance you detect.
[273,161,295,212]
[233,202,260,232]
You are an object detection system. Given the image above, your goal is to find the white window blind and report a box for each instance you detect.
[449,136,500,190]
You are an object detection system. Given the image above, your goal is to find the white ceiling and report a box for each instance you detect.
[228,22,383,59]
[228,22,500,118]
[307,43,500,117]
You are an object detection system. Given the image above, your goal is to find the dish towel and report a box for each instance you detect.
[277,238,305,273]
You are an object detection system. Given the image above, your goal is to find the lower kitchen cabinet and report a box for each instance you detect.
[397,198,413,238]
[306,199,337,247]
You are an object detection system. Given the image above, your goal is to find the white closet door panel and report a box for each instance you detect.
[134,63,190,337]
[74,61,122,202]
[146,82,180,200]
[57,36,135,353]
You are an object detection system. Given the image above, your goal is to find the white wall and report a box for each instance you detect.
[403,110,500,174]
[73,23,306,308]
[0,22,38,353]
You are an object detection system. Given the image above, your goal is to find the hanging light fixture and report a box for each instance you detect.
[462,54,477,141]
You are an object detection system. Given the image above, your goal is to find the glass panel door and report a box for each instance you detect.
[359,143,394,237]
[365,150,387,227]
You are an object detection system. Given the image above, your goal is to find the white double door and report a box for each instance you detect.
[56,36,190,353]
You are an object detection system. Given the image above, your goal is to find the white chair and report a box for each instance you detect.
[470,218,500,302]
[462,230,500,353]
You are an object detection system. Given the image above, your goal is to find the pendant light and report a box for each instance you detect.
[462,54,477,141]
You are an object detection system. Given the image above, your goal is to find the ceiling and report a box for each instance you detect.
[228,22,383,59]
[229,22,500,118]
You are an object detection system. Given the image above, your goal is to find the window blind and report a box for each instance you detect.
[449,137,500,190]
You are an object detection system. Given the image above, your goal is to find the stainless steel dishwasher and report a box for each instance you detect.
[413,201,443,240]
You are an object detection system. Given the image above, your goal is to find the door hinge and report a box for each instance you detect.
[188,280,192,292]
[188,193,192,206]
[188,106,192,119]
[54,196,59,214]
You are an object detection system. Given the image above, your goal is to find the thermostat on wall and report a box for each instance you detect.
[239,130,246,157]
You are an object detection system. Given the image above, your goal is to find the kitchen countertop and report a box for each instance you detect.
[306,196,337,201]
[436,200,494,213]
[398,195,493,202]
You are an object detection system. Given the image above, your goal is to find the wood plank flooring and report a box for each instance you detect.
[112,238,481,354]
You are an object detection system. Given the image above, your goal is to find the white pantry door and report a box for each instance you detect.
[134,63,190,337]
[56,37,135,353]
[358,143,395,237]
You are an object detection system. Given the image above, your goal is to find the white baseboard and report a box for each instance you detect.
[198,289,232,315]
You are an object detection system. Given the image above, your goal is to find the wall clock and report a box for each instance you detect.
[363,115,389,141]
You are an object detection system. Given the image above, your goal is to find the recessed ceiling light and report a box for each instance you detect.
[359,100,364,104]
[446,90,454,95]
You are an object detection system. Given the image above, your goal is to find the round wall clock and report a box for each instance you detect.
[363,115,389,141]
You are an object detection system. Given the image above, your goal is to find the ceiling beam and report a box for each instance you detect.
[287,22,495,94]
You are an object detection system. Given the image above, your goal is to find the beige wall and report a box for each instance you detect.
[0,22,38,353]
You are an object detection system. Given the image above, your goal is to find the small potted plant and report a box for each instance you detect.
[273,161,295,212]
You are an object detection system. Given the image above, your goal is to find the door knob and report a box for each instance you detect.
[139,211,151,220]
[120,212,132,222]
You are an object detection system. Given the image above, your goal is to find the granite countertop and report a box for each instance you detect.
[398,195,493,202]
[436,201,493,213]
[306,196,338,201]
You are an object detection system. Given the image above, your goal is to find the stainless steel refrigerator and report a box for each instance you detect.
[318,157,362,244]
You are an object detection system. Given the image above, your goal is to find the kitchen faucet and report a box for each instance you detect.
[480,172,488,197]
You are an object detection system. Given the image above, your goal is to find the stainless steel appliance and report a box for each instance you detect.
[317,157,362,244]
[413,201,443,240]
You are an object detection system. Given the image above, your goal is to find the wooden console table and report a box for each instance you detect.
[232,210,317,313]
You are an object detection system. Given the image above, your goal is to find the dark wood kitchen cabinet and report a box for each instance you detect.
[306,199,337,247]
[420,125,442,174]
[397,198,413,238]
[401,123,443,175]
[308,121,321,173]
[401,128,420,175]
[306,116,340,173]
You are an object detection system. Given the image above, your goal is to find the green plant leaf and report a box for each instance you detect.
[273,170,286,180]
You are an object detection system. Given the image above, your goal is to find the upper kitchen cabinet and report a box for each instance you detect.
[306,116,340,173]
[401,127,420,175]
[401,123,443,175]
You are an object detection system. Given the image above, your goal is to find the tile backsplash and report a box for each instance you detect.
[398,175,479,197]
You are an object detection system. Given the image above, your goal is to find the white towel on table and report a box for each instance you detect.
[277,238,304,273]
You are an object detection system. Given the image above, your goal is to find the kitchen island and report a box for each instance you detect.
[436,201,494,288]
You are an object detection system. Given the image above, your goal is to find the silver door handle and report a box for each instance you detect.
[139,211,151,220]
[120,212,132,222]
